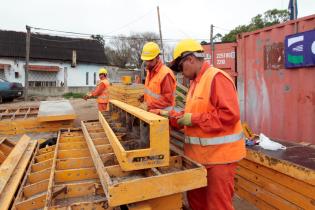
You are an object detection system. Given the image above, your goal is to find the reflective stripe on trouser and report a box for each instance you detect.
[99,96,109,100]
[185,132,244,146]
[144,88,161,99]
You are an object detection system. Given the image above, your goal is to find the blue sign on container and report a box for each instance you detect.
[285,29,315,68]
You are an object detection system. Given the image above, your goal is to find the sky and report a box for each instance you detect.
[0,0,314,44]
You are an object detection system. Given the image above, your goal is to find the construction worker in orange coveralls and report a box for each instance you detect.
[83,68,110,112]
[138,42,177,111]
[150,39,246,210]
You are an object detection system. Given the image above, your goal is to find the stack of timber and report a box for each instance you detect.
[109,83,144,107]
[0,135,37,210]
[235,141,315,210]
[0,100,76,135]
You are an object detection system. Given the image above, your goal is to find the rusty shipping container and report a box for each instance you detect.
[202,42,237,82]
[237,14,315,144]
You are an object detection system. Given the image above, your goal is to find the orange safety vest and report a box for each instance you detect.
[97,78,109,104]
[184,67,246,165]
[144,65,176,110]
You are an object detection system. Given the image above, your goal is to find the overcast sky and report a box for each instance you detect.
[1,0,314,43]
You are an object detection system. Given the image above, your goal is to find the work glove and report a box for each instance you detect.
[138,95,144,103]
[83,95,90,101]
[177,113,192,126]
[139,102,148,111]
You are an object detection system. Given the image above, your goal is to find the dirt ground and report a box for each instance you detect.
[0,98,257,210]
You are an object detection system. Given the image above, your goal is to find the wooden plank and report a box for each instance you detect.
[235,175,301,210]
[0,140,37,210]
[0,135,30,194]
[238,159,315,200]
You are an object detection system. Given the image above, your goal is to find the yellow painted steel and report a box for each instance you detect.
[81,120,207,207]
[245,148,315,186]
[99,99,170,171]
[0,140,37,210]
[128,193,182,210]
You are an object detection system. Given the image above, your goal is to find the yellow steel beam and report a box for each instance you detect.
[38,145,56,155]
[54,168,98,183]
[23,179,49,198]
[53,181,104,199]
[99,100,170,171]
[128,193,182,210]
[32,159,53,172]
[35,151,54,163]
[245,149,315,186]
[56,157,94,170]
[28,168,51,184]
[15,192,47,210]
[58,141,87,150]
[81,121,112,199]
[57,149,90,159]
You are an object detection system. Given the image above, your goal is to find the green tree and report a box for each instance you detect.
[221,9,290,42]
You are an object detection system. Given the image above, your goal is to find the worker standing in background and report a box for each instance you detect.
[83,68,110,112]
[151,39,246,210]
[138,42,177,111]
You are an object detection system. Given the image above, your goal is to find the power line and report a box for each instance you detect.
[29,25,210,42]
[105,8,155,35]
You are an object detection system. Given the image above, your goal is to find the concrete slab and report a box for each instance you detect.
[37,100,76,122]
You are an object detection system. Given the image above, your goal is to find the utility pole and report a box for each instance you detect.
[210,24,214,66]
[157,6,165,62]
[25,25,31,101]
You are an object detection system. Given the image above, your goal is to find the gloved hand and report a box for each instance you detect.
[138,95,144,103]
[139,102,148,111]
[177,113,192,126]
[83,95,90,101]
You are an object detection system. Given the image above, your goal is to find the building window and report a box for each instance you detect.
[94,72,96,85]
[15,72,19,78]
[86,72,89,85]
[29,81,57,87]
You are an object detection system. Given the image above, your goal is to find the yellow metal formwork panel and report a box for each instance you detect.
[81,120,207,207]
[0,136,37,210]
[12,128,109,210]
[0,102,75,135]
[100,99,170,171]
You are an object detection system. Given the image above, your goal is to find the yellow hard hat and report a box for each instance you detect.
[141,42,161,61]
[173,39,204,61]
[99,68,108,75]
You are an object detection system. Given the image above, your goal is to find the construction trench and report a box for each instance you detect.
[0,97,314,210]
